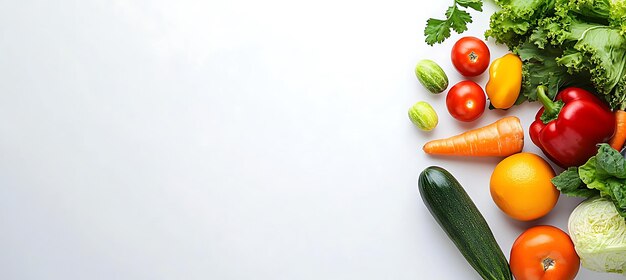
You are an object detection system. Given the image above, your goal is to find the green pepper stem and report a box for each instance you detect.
[537,86,565,124]
[537,86,559,114]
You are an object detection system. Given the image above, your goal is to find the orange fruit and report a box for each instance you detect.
[490,153,558,221]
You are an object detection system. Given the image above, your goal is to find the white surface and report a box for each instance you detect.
[0,1,622,279]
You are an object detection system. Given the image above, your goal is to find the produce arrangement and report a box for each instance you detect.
[413,0,626,279]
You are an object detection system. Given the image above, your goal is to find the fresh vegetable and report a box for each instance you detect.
[510,225,580,280]
[552,144,626,218]
[568,197,626,274]
[513,41,586,106]
[485,0,626,110]
[423,116,523,156]
[529,86,616,168]
[415,59,449,94]
[423,0,483,46]
[609,110,626,151]
[450,36,490,77]
[418,166,513,280]
[484,0,554,48]
[408,101,438,131]
[490,153,558,221]
[485,53,522,109]
[446,80,486,122]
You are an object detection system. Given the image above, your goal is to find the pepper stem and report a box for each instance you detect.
[538,86,557,112]
[538,86,564,124]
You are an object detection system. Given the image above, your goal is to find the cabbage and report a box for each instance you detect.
[568,197,626,274]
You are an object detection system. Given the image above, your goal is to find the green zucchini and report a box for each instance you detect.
[415,59,448,94]
[418,166,512,280]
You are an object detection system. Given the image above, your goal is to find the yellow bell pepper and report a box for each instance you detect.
[485,53,522,109]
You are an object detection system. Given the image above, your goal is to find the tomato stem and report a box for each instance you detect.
[542,257,555,271]
[468,51,477,62]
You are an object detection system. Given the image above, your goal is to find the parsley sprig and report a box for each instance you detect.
[424,0,483,45]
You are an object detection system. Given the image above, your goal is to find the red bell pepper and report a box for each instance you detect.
[529,86,616,168]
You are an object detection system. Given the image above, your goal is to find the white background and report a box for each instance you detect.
[0,0,623,279]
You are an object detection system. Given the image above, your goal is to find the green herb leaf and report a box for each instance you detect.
[425,19,451,46]
[456,0,483,11]
[447,7,472,34]
[424,0,483,45]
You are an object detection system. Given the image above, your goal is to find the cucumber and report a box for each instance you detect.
[415,59,448,94]
[408,101,438,131]
[418,166,512,280]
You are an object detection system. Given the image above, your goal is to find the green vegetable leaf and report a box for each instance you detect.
[425,19,451,45]
[617,205,626,218]
[610,0,626,34]
[556,20,626,110]
[561,0,610,23]
[456,0,483,11]
[605,178,626,209]
[513,41,588,102]
[596,143,626,178]
[485,0,556,46]
[579,157,607,190]
[424,0,483,45]
[552,167,597,197]
[574,144,626,219]
[447,7,473,33]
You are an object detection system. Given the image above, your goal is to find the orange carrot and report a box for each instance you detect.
[423,116,524,156]
[609,110,626,151]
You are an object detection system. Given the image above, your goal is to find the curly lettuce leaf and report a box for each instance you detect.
[555,0,610,23]
[568,23,626,109]
[610,0,626,34]
[485,0,556,46]
[513,40,589,103]
[531,12,626,109]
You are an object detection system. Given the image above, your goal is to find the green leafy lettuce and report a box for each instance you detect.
[552,144,626,218]
[513,41,589,103]
[485,0,557,46]
[486,0,626,109]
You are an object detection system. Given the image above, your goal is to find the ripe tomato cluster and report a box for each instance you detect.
[446,37,489,122]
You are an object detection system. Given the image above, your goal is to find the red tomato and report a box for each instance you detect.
[446,80,486,122]
[510,225,580,280]
[451,36,490,77]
